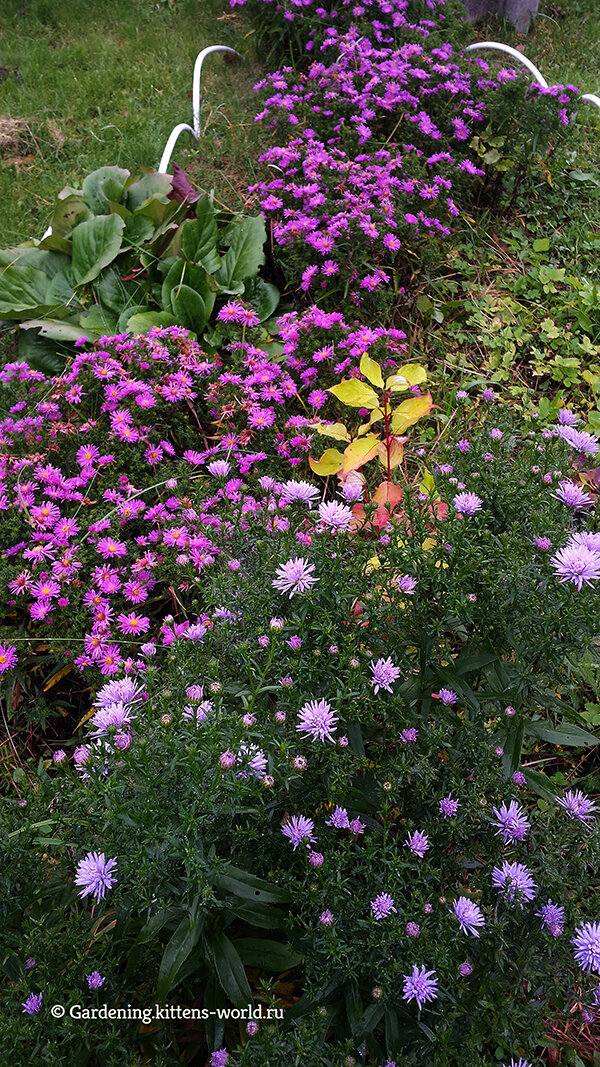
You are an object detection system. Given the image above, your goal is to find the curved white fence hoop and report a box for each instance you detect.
[158,45,243,174]
[464,41,600,115]
[464,41,547,86]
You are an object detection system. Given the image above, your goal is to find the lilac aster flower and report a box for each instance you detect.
[535,536,553,551]
[272,557,319,597]
[481,389,496,401]
[453,492,483,515]
[406,922,420,937]
[371,893,397,920]
[569,531,600,552]
[318,500,353,530]
[340,481,364,503]
[281,814,316,851]
[282,480,320,505]
[404,831,430,858]
[320,910,334,926]
[536,899,565,937]
[22,992,42,1014]
[490,801,531,844]
[492,861,537,907]
[400,727,418,743]
[459,960,473,976]
[502,1060,532,1067]
[210,1050,229,1067]
[553,480,594,510]
[556,425,599,456]
[326,806,350,829]
[436,687,458,705]
[370,656,401,694]
[402,965,439,1010]
[395,575,417,594]
[86,971,106,989]
[555,789,598,823]
[572,922,600,973]
[440,794,459,817]
[550,544,600,591]
[512,772,527,787]
[297,699,338,743]
[557,408,579,425]
[74,851,117,902]
[452,897,485,937]
[207,460,231,477]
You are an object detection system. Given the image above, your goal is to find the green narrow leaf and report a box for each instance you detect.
[524,721,599,747]
[156,912,203,1000]
[210,931,252,1008]
[232,938,301,971]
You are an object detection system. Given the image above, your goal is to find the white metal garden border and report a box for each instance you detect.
[158,45,243,174]
[464,41,600,112]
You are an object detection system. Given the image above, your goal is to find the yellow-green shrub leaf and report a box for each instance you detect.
[359,353,383,388]
[341,434,380,474]
[329,379,380,409]
[390,392,432,433]
[385,363,427,391]
[309,449,344,475]
[310,422,351,442]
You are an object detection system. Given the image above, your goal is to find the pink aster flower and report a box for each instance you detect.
[0,644,18,673]
[117,612,150,635]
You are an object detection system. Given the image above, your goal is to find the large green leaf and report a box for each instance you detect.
[0,265,51,318]
[243,277,280,322]
[79,305,119,337]
[82,166,130,214]
[46,271,78,309]
[0,247,70,277]
[156,912,204,1000]
[209,931,252,1007]
[126,310,178,335]
[94,268,129,315]
[125,172,172,213]
[17,329,65,374]
[232,938,301,971]
[170,283,214,333]
[21,318,86,340]
[123,214,156,248]
[181,195,221,272]
[215,215,266,292]
[70,214,125,287]
[162,258,214,312]
[51,194,92,238]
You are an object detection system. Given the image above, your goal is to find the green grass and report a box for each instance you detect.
[0,0,263,247]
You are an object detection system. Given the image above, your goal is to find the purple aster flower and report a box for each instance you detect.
[370,656,401,695]
[296,699,338,743]
[490,801,531,844]
[272,557,319,597]
[512,772,527,787]
[320,909,334,926]
[326,806,350,829]
[453,492,483,515]
[481,389,496,401]
[210,1050,229,1067]
[74,851,117,902]
[452,897,485,937]
[309,852,324,868]
[207,460,231,477]
[457,439,470,453]
[371,893,397,920]
[400,727,418,743]
[22,992,42,1014]
[318,500,353,530]
[86,971,105,989]
[340,481,364,503]
[459,960,473,976]
[555,789,598,823]
[553,480,594,510]
[492,861,537,908]
[439,794,459,817]
[24,958,36,970]
[569,531,600,552]
[281,814,316,851]
[406,922,420,937]
[502,1060,532,1067]
[536,899,565,937]
[550,544,600,590]
[402,965,439,1010]
[404,831,430,858]
[572,922,600,973]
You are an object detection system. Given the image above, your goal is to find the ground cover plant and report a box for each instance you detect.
[2,0,600,1065]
